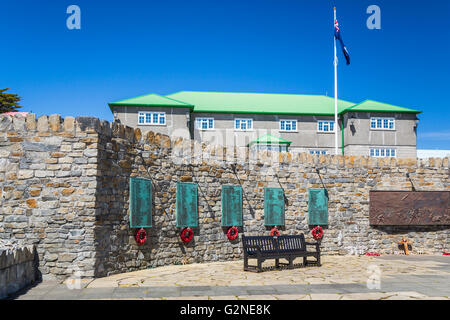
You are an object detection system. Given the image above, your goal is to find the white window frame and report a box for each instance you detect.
[370,117,395,130]
[309,150,328,155]
[234,118,253,131]
[138,111,166,126]
[195,117,215,131]
[279,119,298,132]
[317,120,335,133]
[370,147,396,158]
[254,144,289,152]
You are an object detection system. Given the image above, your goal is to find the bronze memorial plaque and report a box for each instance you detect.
[369,191,450,226]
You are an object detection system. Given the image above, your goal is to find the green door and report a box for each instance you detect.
[308,188,329,226]
[176,182,198,228]
[221,185,243,227]
[264,188,285,226]
[129,177,152,228]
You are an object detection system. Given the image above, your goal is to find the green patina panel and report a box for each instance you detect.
[264,188,285,226]
[221,185,243,227]
[176,182,198,228]
[308,188,329,226]
[129,177,152,228]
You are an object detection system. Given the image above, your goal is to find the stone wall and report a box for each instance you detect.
[0,114,99,279]
[0,245,37,298]
[1,113,449,279]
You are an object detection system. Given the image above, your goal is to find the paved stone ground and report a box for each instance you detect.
[10,255,450,300]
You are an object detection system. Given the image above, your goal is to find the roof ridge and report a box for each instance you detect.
[341,99,421,114]
[341,99,370,112]
[158,95,194,106]
[170,90,332,97]
[109,92,157,104]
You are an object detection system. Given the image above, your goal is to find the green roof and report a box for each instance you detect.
[248,134,292,146]
[342,99,421,114]
[109,91,421,116]
[108,93,194,111]
[166,91,355,115]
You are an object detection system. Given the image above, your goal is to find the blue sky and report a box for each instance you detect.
[1,0,449,149]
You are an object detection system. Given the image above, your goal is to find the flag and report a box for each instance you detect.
[334,20,350,65]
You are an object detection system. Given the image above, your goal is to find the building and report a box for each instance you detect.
[109,91,421,158]
[417,150,450,159]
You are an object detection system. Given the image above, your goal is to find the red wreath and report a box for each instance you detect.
[443,252,450,256]
[270,227,280,237]
[227,226,239,241]
[180,227,194,243]
[311,226,324,240]
[135,228,147,245]
[365,252,380,256]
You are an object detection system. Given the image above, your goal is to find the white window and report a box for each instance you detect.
[254,145,289,152]
[370,148,396,158]
[317,120,335,133]
[195,117,214,130]
[309,150,327,155]
[138,111,166,125]
[370,117,395,130]
[235,118,253,131]
[279,119,297,132]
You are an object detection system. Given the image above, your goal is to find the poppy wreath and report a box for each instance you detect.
[227,226,239,241]
[270,227,280,237]
[443,252,450,256]
[180,227,194,243]
[311,226,324,240]
[365,252,380,256]
[135,228,147,245]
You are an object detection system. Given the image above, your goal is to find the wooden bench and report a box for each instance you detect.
[242,234,321,272]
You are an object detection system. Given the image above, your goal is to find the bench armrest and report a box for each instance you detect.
[305,242,320,252]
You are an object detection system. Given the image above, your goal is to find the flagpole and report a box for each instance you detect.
[333,7,339,155]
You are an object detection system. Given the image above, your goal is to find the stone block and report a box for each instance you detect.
[37,115,49,132]
[64,116,75,133]
[59,253,76,262]
[18,170,34,179]
[112,122,125,138]
[61,188,76,196]
[44,253,58,262]
[83,149,98,157]
[49,114,61,132]
[24,113,36,131]
[12,114,27,131]
[0,115,13,131]
[76,117,101,133]
[26,199,38,208]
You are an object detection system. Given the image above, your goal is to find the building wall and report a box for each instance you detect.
[342,112,417,157]
[192,112,343,151]
[1,113,446,280]
[343,145,417,158]
[112,106,191,139]
[113,107,418,157]
[417,150,450,159]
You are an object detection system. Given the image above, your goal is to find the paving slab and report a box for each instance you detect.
[11,255,450,300]
[111,287,149,299]
[310,293,343,300]
[78,288,115,300]
[236,294,278,300]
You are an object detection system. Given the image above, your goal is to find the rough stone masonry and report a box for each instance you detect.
[0,113,449,280]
